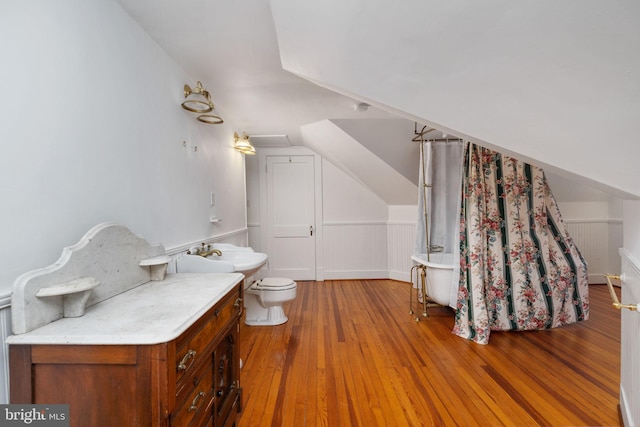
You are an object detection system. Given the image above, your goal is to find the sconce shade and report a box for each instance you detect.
[197,114,224,125]
[182,81,223,124]
[182,82,213,113]
[234,132,256,155]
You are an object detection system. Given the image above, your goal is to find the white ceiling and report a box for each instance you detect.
[114,0,630,203]
[115,0,406,146]
[268,0,640,198]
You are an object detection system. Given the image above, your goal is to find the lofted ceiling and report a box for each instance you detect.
[114,0,413,146]
[115,0,430,204]
[114,0,635,203]
[269,0,640,199]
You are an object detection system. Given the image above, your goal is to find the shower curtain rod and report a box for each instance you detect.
[412,123,436,142]
[412,123,463,143]
[414,138,464,143]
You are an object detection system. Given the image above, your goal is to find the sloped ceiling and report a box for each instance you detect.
[331,119,419,186]
[115,0,420,203]
[270,0,640,199]
[115,0,637,203]
[301,120,417,205]
[115,0,401,147]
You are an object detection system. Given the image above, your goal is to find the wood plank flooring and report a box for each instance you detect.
[237,281,621,426]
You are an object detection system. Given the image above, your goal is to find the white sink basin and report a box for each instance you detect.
[177,250,268,278]
[212,251,268,277]
[177,255,235,274]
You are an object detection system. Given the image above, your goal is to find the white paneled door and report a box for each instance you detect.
[266,155,316,280]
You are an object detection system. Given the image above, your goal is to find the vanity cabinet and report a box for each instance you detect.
[9,280,243,427]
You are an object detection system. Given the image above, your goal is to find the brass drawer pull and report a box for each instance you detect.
[233,298,242,308]
[177,349,197,372]
[605,274,637,311]
[189,391,206,412]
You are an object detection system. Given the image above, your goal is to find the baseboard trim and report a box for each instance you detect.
[323,270,388,280]
[620,386,633,427]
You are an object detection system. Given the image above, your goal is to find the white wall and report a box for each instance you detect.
[388,205,417,223]
[322,159,387,222]
[0,0,248,295]
[624,202,640,259]
[322,159,390,279]
[388,205,417,282]
[246,154,262,250]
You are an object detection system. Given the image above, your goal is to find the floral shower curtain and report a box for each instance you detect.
[453,143,589,344]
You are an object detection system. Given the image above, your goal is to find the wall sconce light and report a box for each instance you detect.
[234,132,256,155]
[182,81,223,124]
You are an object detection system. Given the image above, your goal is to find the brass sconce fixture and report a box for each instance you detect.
[233,132,256,155]
[181,81,223,124]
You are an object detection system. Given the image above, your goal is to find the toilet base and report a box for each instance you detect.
[244,305,288,326]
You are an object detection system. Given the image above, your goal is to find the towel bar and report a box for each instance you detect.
[604,274,637,311]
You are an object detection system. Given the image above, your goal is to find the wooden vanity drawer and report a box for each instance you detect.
[175,354,208,414]
[175,289,240,383]
[171,361,214,427]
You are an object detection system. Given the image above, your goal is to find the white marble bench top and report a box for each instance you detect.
[7,273,243,345]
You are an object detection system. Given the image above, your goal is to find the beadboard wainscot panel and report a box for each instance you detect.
[0,291,11,404]
[565,219,623,283]
[620,248,640,427]
[609,219,623,278]
[388,221,416,282]
[323,222,388,280]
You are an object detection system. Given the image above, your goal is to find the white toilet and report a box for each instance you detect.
[244,277,297,326]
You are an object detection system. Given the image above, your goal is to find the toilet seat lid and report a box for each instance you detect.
[252,277,297,290]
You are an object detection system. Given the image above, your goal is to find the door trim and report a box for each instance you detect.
[258,146,324,281]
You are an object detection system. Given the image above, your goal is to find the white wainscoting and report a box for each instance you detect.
[620,249,640,427]
[323,222,389,280]
[247,218,621,284]
[565,219,623,283]
[320,219,618,284]
[0,292,11,404]
[387,222,417,282]
[249,222,417,282]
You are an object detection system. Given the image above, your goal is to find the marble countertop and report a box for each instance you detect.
[6,272,244,345]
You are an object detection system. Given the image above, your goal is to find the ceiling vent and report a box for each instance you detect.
[249,134,290,147]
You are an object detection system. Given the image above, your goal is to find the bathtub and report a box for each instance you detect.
[411,252,456,307]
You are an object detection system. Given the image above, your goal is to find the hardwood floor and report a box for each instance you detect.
[237,280,621,427]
